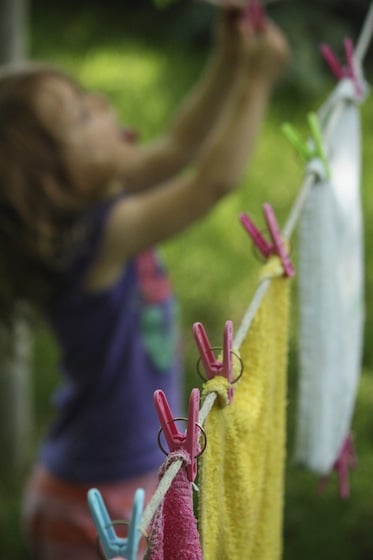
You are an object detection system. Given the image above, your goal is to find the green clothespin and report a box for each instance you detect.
[282,112,331,179]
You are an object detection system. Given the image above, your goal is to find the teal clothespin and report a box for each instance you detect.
[87,487,145,560]
[282,112,330,179]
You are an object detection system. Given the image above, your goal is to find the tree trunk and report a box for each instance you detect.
[0,0,32,479]
[0,0,28,65]
[0,311,33,475]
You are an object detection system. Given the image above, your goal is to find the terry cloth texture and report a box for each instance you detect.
[145,450,203,560]
[295,78,365,475]
[199,257,291,560]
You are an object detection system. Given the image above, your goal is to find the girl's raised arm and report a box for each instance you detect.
[116,10,267,191]
[85,20,289,291]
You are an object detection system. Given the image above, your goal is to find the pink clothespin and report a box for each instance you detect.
[317,433,357,499]
[193,320,237,403]
[195,0,266,32]
[321,38,363,98]
[243,0,266,32]
[333,433,358,499]
[240,203,295,277]
[154,388,205,482]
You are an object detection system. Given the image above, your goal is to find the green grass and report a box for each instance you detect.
[1,3,373,559]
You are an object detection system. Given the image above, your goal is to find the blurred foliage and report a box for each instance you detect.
[31,0,373,96]
[0,1,372,558]
[152,0,180,8]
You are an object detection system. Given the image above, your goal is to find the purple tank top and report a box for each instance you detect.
[40,197,182,482]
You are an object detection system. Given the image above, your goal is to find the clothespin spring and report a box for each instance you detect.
[196,346,243,385]
[96,520,130,560]
[240,203,295,278]
[154,389,206,481]
[157,418,207,460]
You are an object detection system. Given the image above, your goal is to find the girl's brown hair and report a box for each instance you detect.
[0,65,93,319]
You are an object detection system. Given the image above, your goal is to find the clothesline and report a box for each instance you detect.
[139,130,328,537]
[236,0,373,347]
[139,3,373,537]
[355,1,373,63]
[234,170,315,348]
[138,95,358,537]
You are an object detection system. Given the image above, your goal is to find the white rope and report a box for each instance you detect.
[355,1,373,64]
[137,4,373,535]
[137,103,349,540]
[136,104,347,537]
[233,279,271,349]
[234,167,318,349]
[139,458,183,535]
[199,391,217,425]
[235,0,373,346]
[282,172,317,239]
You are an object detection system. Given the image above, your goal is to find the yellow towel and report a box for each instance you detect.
[199,256,291,560]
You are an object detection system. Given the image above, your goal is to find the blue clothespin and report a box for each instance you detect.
[87,487,144,560]
[193,320,238,403]
[154,388,206,482]
[240,203,295,277]
[282,112,330,179]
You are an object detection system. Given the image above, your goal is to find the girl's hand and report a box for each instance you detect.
[214,5,289,84]
[213,8,247,59]
[213,0,266,54]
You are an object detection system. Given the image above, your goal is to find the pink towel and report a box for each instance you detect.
[145,450,203,560]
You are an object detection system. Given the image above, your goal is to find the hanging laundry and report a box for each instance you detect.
[145,450,203,560]
[199,256,291,560]
[295,76,366,478]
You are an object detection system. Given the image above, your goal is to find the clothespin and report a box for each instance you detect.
[282,112,330,179]
[195,0,266,32]
[87,487,144,560]
[154,388,205,482]
[240,202,295,277]
[321,38,363,99]
[193,320,236,403]
[242,0,266,32]
[317,433,357,499]
[333,433,358,499]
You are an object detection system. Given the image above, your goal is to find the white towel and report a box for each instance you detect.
[294,78,365,474]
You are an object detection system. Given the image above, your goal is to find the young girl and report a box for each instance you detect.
[0,7,288,560]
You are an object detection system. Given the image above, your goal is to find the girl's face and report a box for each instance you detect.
[34,75,133,196]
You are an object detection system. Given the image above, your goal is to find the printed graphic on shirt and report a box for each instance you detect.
[136,250,178,373]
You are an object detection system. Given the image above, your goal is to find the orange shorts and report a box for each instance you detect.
[22,465,159,560]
